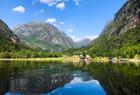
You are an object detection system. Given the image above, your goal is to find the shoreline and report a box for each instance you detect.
[0,57,140,63]
[0,57,64,61]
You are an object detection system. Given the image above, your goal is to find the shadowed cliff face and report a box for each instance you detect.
[13,22,75,51]
[0,19,19,43]
[0,19,19,51]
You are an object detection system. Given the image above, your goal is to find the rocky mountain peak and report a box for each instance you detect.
[13,21,75,51]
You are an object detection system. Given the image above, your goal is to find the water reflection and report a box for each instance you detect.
[0,61,72,95]
[88,62,140,95]
[2,60,139,95]
[46,71,105,95]
[73,58,90,68]
[0,61,105,95]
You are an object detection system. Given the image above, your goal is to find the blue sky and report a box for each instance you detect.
[0,0,126,41]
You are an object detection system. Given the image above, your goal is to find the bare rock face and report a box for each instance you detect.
[13,22,75,51]
[0,19,19,43]
[103,0,140,37]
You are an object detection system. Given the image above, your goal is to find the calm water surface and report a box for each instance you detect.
[0,61,105,95]
[0,61,140,95]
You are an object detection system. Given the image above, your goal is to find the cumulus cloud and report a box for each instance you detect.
[59,21,65,25]
[40,0,56,6]
[74,0,80,6]
[84,35,99,40]
[40,0,65,9]
[40,9,45,13]
[70,36,81,42]
[40,0,54,4]
[35,9,45,15]
[12,6,25,13]
[70,35,99,42]
[46,18,56,24]
[67,28,74,33]
[45,18,65,28]
[32,0,36,5]
[39,0,79,10]
[53,24,59,28]
[56,2,65,10]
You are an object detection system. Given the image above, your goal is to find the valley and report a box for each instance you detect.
[0,0,140,95]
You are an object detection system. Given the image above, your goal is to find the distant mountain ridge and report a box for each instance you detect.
[13,21,75,51]
[75,38,92,48]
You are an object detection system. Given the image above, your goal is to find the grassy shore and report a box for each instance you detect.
[0,56,140,63]
[92,57,140,63]
[0,56,77,62]
[0,57,64,61]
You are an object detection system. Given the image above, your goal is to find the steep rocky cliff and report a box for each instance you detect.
[0,19,19,51]
[88,0,140,57]
[13,22,75,51]
[103,0,140,36]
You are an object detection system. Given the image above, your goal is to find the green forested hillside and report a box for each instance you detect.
[0,19,62,58]
[87,0,140,58]
[0,19,20,52]
[88,26,140,58]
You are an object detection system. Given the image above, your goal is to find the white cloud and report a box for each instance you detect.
[35,9,45,15]
[32,0,40,5]
[67,28,74,33]
[39,0,79,10]
[40,0,54,4]
[12,6,25,13]
[40,0,56,6]
[56,2,65,10]
[70,35,99,42]
[59,21,65,25]
[40,9,45,13]
[46,18,56,24]
[74,0,80,6]
[70,36,82,42]
[84,35,99,40]
[40,0,65,10]
[45,18,65,28]
[53,24,59,28]
[32,0,36,5]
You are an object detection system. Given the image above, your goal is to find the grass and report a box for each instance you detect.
[0,56,140,63]
[0,57,64,61]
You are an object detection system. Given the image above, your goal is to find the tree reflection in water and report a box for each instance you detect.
[87,62,140,95]
[1,61,139,95]
[0,61,105,95]
[0,61,73,94]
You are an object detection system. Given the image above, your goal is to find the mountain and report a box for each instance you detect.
[75,38,92,48]
[13,22,75,51]
[0,19,19,51]
[88,0,140,58]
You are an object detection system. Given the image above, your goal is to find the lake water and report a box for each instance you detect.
[0,61,140,95]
